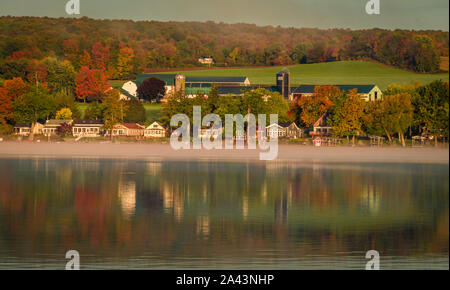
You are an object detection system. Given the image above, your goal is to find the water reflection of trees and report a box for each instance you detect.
[0,159,447,266]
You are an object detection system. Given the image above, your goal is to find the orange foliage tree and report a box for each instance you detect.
[75,66,110,103]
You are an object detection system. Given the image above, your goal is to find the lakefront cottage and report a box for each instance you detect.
[265,122,303,139]
[110,123,145,137]
[42,119,73,136]
[144,122,167,138]
[72,120,104,137]
[14,122,44,136]
[310,113,332,137]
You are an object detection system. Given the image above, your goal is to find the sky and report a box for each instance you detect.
[0,0,448,31]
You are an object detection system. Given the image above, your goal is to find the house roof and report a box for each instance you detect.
[267,122,299,128]
[217,85,278,95]
[136,74,177,87]
[14,122,32,128]
[146,121,165,130]
[73,120,104,126]
[313,112,331,128]
[45,119,72,127]
[119,88,136,99]
[186,76,248,84]
[121,123,145,130]
[291,85,377,95]
[136,74,249,87]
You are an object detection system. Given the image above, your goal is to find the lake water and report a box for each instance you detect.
[0,158,448,270]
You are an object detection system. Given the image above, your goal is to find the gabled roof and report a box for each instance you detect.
[146,121,166,130]
[313,112,331,128]
[119,88,136,99]
[266,123,285,129]
[267,122,300,129]
[45,119,72,126]
[291,85,377,95]
[121,123,145,130]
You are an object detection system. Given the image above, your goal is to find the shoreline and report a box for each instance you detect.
[0,142,448,164]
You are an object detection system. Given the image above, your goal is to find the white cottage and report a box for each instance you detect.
[144,122,167,138]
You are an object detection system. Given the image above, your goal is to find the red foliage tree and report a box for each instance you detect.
[63,39,80,67]
[0,78,29,124]
[91,42,110,71]
[137,77,166,102]
[26,61,48,86]
[75,66,110,102]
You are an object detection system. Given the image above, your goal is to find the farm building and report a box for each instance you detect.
[135,73,250,98]
[133,71,382,102]
[198,57,215,66]
[291,85,382,101]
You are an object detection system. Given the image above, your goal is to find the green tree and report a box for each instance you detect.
[380,93,414,146]
[413,80,449,145]
[124,99,146,123]
[329,90,365,144]
[102,89,127,136]
[13,85,56,138]
[43,57,76,96]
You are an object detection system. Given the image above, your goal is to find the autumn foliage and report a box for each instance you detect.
[75,66,110,102]
[0,78,28,124]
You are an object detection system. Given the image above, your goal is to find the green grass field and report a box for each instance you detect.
[143,103,162,123]
[77,103,162,123]
[160,61,449,90]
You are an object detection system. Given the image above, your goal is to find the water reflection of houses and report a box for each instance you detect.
[196,216,210,239]
[360,184,381,213]
[118,179,136,218]
[162,180,185,221]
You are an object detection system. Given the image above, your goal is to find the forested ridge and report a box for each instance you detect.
[0,16,448,81]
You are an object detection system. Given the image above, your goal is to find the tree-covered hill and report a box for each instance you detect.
[0,16,448,80]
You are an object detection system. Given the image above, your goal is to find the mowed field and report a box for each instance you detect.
[159,61,449,90]
[78,103,162,123]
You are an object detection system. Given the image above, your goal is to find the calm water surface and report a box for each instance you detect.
[0,158,448,269]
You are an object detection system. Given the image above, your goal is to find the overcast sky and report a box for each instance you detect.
[0,0,448,30]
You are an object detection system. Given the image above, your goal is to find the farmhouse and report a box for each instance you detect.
[72,120,104,137]
[144,122,167,138]
[43,119,73,136]
[198,57,215,66]
[14,122,44,136]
